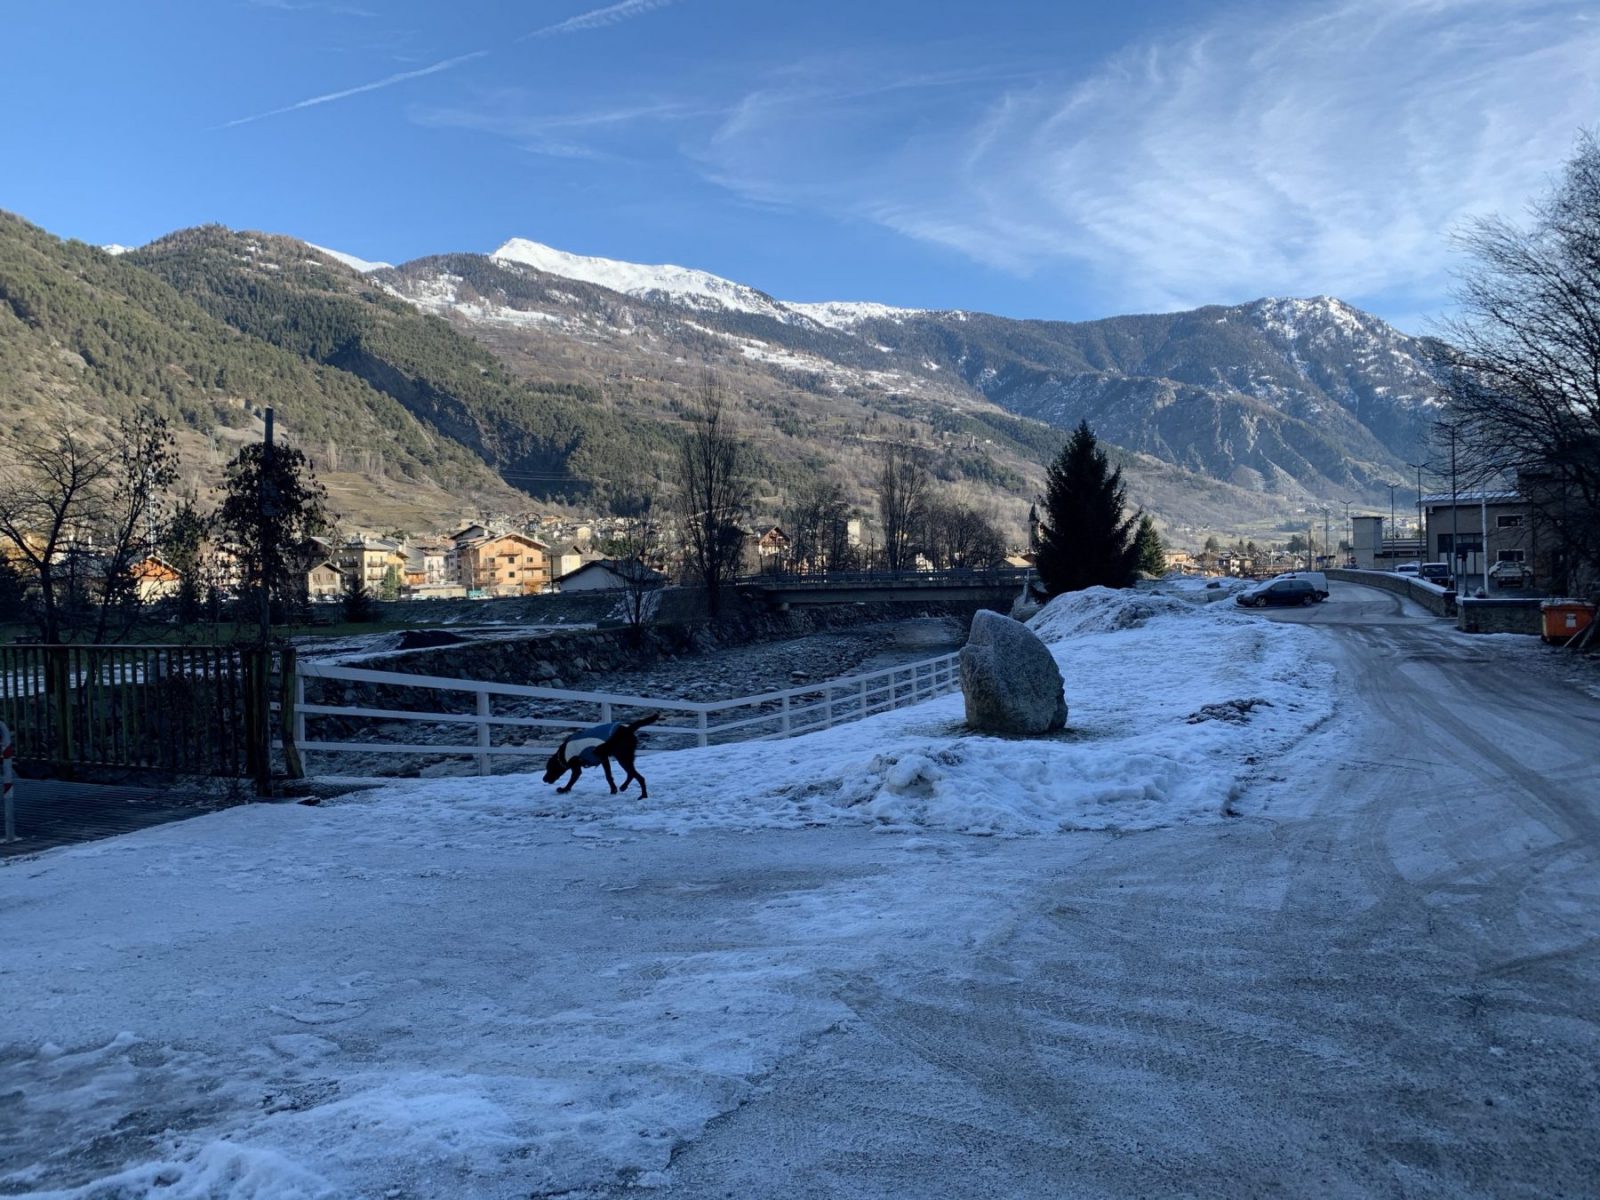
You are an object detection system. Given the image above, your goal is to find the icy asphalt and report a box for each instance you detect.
[649,583,1600,1199]
[2,581,1598,1198]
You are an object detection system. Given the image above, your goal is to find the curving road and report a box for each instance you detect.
[649,582,1600,1198]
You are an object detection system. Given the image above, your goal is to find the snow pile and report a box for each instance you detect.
[349,588,1335,837]
[1027,585,1201,640]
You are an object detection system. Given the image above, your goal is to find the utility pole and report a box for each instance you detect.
[1341,500,1352,566]
[258,407,277,645]
[1441,423,1462,595]
[1386,482,1398,538]
[1405,460,1426,555]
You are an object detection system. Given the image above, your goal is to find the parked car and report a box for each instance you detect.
[1272,570,1328,600]
[1489,560,1534,587]
[1394,562,1421,576]
[1236,578,1319,607]
[1417,562,1453,587]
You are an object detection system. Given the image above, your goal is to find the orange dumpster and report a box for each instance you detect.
[1541,600,1597,642]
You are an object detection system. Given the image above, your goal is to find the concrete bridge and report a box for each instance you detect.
[737,567,1032,609]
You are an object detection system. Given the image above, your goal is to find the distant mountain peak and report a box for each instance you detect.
[491,236,800,323]
[306,243,393,274]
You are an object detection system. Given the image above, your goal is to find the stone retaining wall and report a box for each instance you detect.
[1326,568,1456,617]
[1456,598,1545,635]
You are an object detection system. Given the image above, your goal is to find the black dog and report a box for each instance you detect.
[543,713,659,799]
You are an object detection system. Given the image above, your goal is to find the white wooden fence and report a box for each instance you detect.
[283,652,962,776]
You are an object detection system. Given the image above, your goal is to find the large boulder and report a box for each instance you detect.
[960,610,1067,734]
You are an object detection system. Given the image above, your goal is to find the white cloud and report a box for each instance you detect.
[699,0,1600,315]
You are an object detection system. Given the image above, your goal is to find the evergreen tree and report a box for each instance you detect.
[1034,421,1139,595]
[215,441,328,626]
[341,571,378,623]
[1134,514,1167,576]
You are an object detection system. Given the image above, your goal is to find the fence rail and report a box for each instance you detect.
[285,651,963,776]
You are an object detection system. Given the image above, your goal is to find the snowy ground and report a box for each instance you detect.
[3,583,1596,1198]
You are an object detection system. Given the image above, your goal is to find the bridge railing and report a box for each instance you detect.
[739,566,1030,589]
[282,651,963,776]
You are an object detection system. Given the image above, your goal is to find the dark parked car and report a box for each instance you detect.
[1236,578,1319,607]
[1418,562,1453,587]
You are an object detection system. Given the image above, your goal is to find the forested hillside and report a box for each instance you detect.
[0,212,523,527]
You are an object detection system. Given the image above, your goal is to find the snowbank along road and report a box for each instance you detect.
[1,580,1596,1198]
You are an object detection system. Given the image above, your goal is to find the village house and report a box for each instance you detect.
[555,558,667,593]
[305,560,344,602]
[127,554,182,603]
[336,536,406,590]
[756,526,790,563]
[452,531,551,596]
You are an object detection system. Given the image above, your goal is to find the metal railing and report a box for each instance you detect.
[285,651,962,776]
[739,566,1030,588]
[0,643,273,781]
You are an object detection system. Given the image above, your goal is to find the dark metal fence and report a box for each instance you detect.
[0,644,283,786]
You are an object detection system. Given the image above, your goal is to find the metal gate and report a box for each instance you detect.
[0,644,284,788]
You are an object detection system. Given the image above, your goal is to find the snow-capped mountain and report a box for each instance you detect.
[371,236,1445,508]
[307,243,393,274]
[490,237,802,324]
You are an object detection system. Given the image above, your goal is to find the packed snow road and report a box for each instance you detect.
[1,582,1596,1198]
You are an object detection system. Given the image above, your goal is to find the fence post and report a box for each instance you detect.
[600,700,612,724]
[781,694,791,737]
[859,676,868,717]
[476,688,492,776]
[279,647,305,781]
[823,686,834,729]
[47,646,73,778]
[244,647,272,796]
[1,719,15,844]
[696,709,708,748]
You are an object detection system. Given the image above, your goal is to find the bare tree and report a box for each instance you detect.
[876,442,930,572]
[784,476,854,574]
[0,430,112,642]
[612,501,665,642]
[1432,131,1600,592]
[919,499,1007,569]
[93,412,180,642]
[673,375,751,616]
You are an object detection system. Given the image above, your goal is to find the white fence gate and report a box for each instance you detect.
[284,652,962,776]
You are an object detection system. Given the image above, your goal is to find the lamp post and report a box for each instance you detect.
[1341,500,1352,567]
[1405,460,1426,554]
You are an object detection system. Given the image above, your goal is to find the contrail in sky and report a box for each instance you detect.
[222,0,676,129]
[222,49,488,128]
[519,0,677,41]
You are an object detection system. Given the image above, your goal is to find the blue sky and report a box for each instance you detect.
[5,0,1597,330]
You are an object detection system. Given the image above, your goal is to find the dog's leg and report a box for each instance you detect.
[557,765,583,794]
[616,749,647,800]
[601,758,618,794]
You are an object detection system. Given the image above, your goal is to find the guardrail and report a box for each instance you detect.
[738,567,1030,589]
[284,651,962,776]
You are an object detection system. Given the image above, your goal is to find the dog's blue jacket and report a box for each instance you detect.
[563,722,621,767]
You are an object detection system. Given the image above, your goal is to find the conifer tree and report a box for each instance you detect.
[1134,514,1166,576]
[1034,421,1139,595]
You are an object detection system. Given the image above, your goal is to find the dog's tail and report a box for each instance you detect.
[626,712,661,734]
